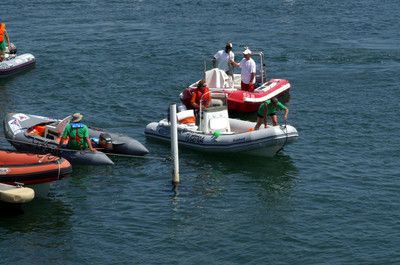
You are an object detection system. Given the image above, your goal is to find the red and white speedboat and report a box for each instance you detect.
[180,51,291,113]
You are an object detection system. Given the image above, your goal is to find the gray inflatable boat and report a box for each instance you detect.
[3,113,149,165]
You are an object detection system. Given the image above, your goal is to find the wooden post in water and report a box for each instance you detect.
[170,104,179,186]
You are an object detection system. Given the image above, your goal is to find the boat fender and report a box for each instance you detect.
[177,109,195,124]
[70,123,85,128]
[99,133,113,151]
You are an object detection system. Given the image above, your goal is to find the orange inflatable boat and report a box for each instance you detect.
[0,150,72,197]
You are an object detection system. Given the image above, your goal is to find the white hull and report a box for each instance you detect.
[145,118,298,157]
[0,53,36,77]
[27,182,53,198]
[0,183,35,204]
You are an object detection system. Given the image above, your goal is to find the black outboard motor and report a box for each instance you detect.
[99,133,113,151]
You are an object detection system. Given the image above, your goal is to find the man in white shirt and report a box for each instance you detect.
[213,42,235,75]
[230,48,256,92]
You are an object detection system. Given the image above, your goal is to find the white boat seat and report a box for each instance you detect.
[176,110,195,124]
[44,125,59,140]
[44,115,72,140]
[210,99,223,107]
[205,68,230,89]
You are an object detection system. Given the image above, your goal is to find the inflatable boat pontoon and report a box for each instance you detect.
[0,44,35,77]
[0,150,72,197]
[146,94,298,157]
[3,113,149,165]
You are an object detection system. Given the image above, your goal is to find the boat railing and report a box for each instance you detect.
[199,91,228,131]
[203,50,267,90]
[233,51,266,84]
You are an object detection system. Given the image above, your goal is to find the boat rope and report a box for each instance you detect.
[0,136,171,161]
[102,152,171,161]
[276,120,288,154]
[57,159,61,180]
[38,153,51,163]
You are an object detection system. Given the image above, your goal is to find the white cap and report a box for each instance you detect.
[243,49,251,55]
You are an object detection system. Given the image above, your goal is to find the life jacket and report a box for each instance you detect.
[0,24,5,43]
[27,125,46,137]
[69,123,85,150]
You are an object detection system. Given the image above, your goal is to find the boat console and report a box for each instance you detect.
[199,106,231,134]
[44,115,72,140]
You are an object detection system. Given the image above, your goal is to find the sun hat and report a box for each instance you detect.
[72,113,83,123]
[243,49,251,55]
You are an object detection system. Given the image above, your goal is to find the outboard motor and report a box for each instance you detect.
[8,43,17,54]
[99,133,113,151]
[168,103,187,122]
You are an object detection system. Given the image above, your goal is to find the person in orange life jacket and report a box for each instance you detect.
[229,48,256,92]
[191,80,211,110]
[57,113,96,152]
[191,80,211,125]
[0,23,11,62]
[254,97,289,130]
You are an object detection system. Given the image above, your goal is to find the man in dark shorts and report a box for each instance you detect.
[254,97,289,130]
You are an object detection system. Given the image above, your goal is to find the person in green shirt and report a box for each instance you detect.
[57,113,96,152]
[0,23,11,62]
[254,97,289,130]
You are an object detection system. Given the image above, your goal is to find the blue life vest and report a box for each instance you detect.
[71,123,85,128]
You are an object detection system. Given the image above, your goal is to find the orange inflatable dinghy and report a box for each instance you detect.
[0,150,72,197]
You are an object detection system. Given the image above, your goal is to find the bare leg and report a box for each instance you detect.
[271,115,278,126]
[254,117,264,130]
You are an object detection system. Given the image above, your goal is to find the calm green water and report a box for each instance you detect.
[1,0,399,264]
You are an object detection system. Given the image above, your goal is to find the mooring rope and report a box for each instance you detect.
[276,120,289,154]
[0,135,171,161]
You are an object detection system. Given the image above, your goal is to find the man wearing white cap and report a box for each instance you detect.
[230,48,256,92]
[213,42,235,75]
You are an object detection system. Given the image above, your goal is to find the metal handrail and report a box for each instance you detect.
[198,91,227,130]
[204,51,267,89]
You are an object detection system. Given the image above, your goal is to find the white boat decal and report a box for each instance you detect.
[8,119,23,134]
[0,168,10,175]
[243,83,291,103]
[13,113,30,121]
